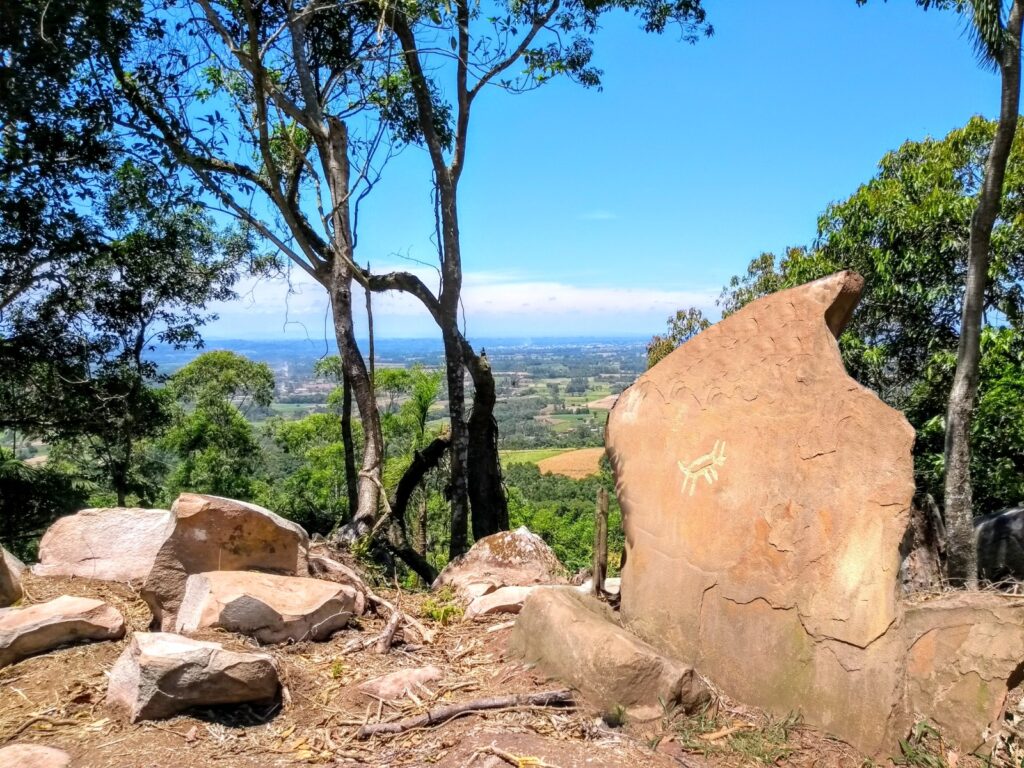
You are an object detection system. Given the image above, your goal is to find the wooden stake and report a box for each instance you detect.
[593,487,609,596]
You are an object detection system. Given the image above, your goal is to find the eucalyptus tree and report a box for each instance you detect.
[911,0,1024,586]
[101,0,425,537]
[366,0,713,555]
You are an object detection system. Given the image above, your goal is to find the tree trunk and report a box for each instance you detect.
[944,0,1024,588]
[417,496,428,555]
[442,329,471,559]
[328,269,383,541]
[464,349,509,539]
[341,371,359,519]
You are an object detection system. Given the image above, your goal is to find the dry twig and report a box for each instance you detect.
[355,689,574,739]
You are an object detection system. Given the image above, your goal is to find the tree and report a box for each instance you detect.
[1,166,242,505]
[371,0,712,557]
[939,0,1024,586]
[646,307,711,368]
[165,351,275,500]
[100,0,415,539]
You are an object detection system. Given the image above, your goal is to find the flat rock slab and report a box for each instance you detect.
[433,526,566,600]
[0,546,22,607]
[175,570,358,643]
[0,595,125,668]
[106,631,279,722]
[465,585,540,620]
[0,744,72,768]
[33,507,172,582]
[358,665,443,700]
[509,586,708,720]
[143,493,310,629]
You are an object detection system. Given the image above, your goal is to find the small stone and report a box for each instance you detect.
[105,632,279,722]
[0,595,125,668]
[358,665,443,701]
[432,526,566,600]
[33,507,172,582]
[175,570,358,643]
[0,744,72,768]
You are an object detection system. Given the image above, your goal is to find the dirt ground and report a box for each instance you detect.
[0,571,1005,768]
[536,448,605,480]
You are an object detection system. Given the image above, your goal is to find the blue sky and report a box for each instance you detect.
[208,0,999,341]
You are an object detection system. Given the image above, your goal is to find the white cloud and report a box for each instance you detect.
[207,268,718,338]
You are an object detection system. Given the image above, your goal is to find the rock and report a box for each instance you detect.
[465,585,539,620]
[105,632,279,722]
[175,571,357,643]
[0,744,72,768]
[358,665,443,701]
[608,272,917,750]
[33,507,172,582]
[904,593,1024,752]
[142,493,310,629]
[510,587,708,721]
[0,595,125,667]
[433,526,566,600]
[975,506,1024,584]
[307,553,367,615]
[0,546,22,607]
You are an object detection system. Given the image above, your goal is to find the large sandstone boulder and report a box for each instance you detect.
[510,587,708,720]
[143,494,310,629]
[0,595,125,667]
[0,744,72,768]
[106,632,279,721]
[175,571,358,643]
[433,526,566,600]
[608,272,917,750]
[602,271,1024,755]
[33,507,172,582]
[0,546,22,607]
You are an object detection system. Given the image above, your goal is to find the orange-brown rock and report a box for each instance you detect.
[0,595,125,667]
[602,272,1024,755]
[174,571,358,643]
[0,744,72,768]
[142,494,310,629]
[609,273,914,752]
[105,632,279,721]
[509,587,709,721]
[433,526,566,600]
[33,507,172,582]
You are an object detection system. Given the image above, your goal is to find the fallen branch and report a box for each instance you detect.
[374,608,402,654]
[473,745,564,768]
[356,689,574,739]
[367,590,436,644]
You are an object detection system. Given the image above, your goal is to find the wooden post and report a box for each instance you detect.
[593,487,609,597]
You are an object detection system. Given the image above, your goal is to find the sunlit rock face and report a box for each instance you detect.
[606,272,1024,756]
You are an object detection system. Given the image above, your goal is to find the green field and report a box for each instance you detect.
[500,448,572,465]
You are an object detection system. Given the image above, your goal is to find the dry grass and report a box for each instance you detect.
[2,571,984,768]
[536,448,605,480]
